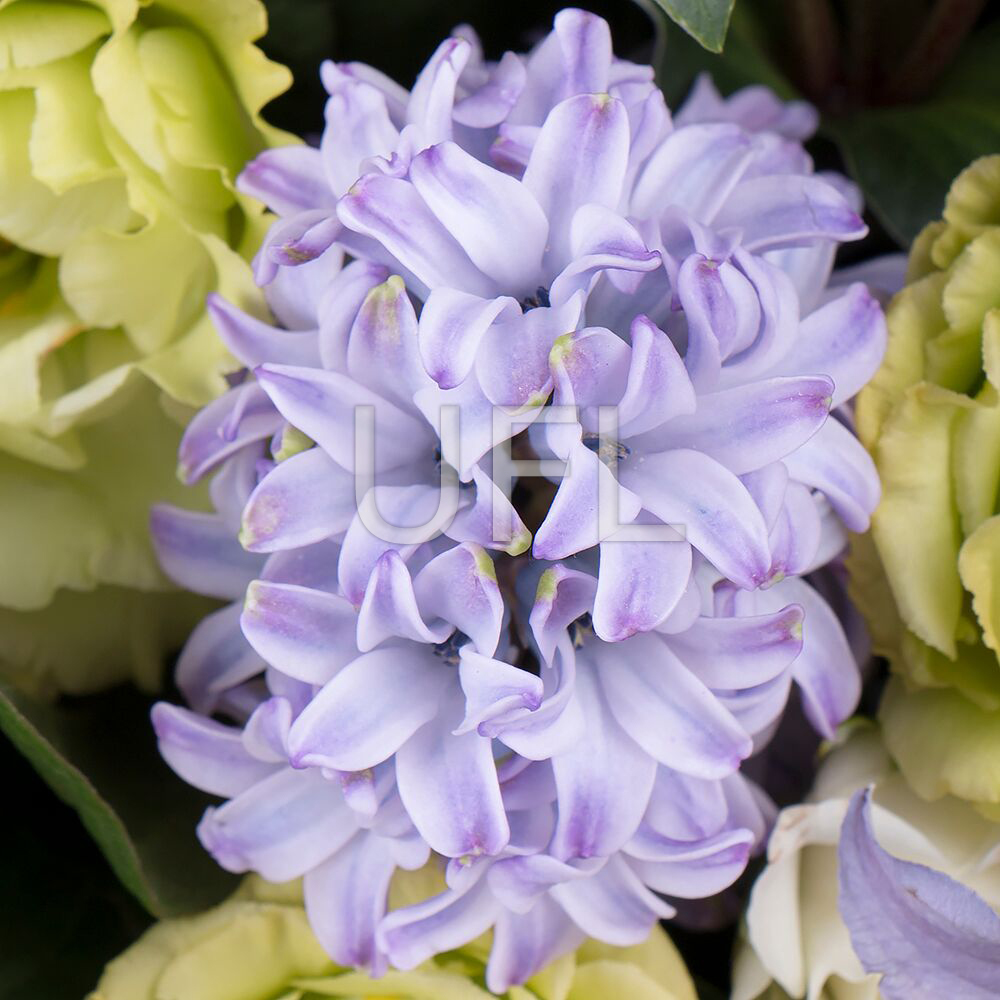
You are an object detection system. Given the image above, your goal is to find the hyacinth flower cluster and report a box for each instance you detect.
[150,9,887,991]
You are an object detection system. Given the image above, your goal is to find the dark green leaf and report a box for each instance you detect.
[828,98,1000,246]
[656,5,797,105]
[0,684,236,918]
[0,738,151,1000]
[646,0,736,53]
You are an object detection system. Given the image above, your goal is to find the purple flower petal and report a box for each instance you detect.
[357,550,452,650]
[418,288,520,389]
[413,543,504,655]
[838,788,1000,1000]
[240,447,357,553]
[529,564,598,665]
[644,766,729,841]
[317,259,390,370]
[522,93,629,274]
[150,505,264,600]
[782,416,880,532]
[597,633,752,778]
[241,579,360,685]
[550,659,656,860]
[396,692,510,858]
[207,295,320,372]
[765,282,887,406]
[304,832,396,969]
[152,703,277,797]
[714,175,867,250]
[337,172,496,298]
[255,362,432,474]
[198,767,355,881]
[593,537,692,641]
[410,141,548,295]
[287,646,449,771]
[456,649,544,736]
[406,36,471,145]
[175,602,265,714]
[665,604,804,689]
[627,828,753,897]
[238,146,336,215]
[620,448,771,589]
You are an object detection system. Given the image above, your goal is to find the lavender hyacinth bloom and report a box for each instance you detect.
[151,8,887,989]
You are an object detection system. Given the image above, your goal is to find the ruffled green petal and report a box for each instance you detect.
[870,383,968,656]
[0,1,110,70]
[880,678,1000,810]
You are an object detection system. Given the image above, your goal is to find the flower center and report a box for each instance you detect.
[582,433,630,466]
[519,285,551,311]
[433,631,470,665]
[569,612,594,649]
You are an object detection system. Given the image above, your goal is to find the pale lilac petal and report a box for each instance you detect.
[413,543,504,654]
[197,767,355,881]
[487,898,585,993]
[265,250,342,331]
[740,462,790,531]
[240,448,356,553]
[714,671,793,738]
[407,36,471,145]
[410,141,548,294]
[838,788,1000,1000]
[768,480,822,577]
[475,294,582,407]
[357,550,452,651]
[337,173,496,297]
[767,577,860,738]
[631,123,753,222]
[418,288,520,389]
[378,878,499,970]
[714,175,867,250]
[346,275,431,407]
[260,539,342,592]
[554,7,613,94]
[445,465,532,557]
[597,633,751,778]
[487,854,603,914]
[177,384,282,484]
[621,448,771,589]
[318,259,390,370]
[550,854,674,945]
[453,51,526,127]
[644,765,728,841]
[241,696,293,763]
[529,565,598,665]
[304,832,396,969]
[456,649,544,736]
[616,315,697,438]
[176,602,265,714]
[150,505,263,600]
[548,204,661,303]
[262,212,342,273]
[628,828,753,897]
[321,81,399,196]
[782,417,880,532]
[396,692,509,858]
[766,283,887,406]
[593,537,692,641]
[661,375,834,476]
[255,363,432,474]
[522,94,629,273]
[152,703,276,797]
[237,145,335,215]
[241,580,359,685]
[550,659,656,860]
[533,439,642,560]
[549,325,631,420]
[666,604,803,689]
[287,647,449,771]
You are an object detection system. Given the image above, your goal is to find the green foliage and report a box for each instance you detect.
[646,0,736,52]
[0,684,236,920]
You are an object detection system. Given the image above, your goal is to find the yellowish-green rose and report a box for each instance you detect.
[0,0,292,694]
[732,724,1000,1000]
[852,154,1000,810]
[90,870,698,1000]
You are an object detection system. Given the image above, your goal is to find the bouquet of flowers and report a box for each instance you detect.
[3,3,999,998]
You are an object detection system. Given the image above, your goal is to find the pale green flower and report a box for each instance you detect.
[90,870,698,1000]
[852,155,1000,811]
[732,724,1000,1000]
[0,0,292,693]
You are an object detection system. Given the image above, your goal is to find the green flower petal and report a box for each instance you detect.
[880,678,1000,810]
[959,514,1000,657]
[870,383,968,656]
[0,1,110,70]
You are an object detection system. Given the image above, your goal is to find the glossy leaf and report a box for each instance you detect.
[647,0,736,53]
